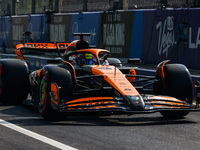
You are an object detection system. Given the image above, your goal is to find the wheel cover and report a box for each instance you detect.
[39,77,46,108]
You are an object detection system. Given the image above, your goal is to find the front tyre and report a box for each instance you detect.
[155,63,193,118]
[38,65,73,119]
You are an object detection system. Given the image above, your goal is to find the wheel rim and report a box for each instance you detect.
[39,77,47,109]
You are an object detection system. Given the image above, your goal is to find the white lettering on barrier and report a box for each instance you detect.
[50,24,65,42]
[0,31,9,39]
[53,16,63,23]
[13,25,23,41]
[14,18,22,24]
[105,47,122,54]
[106,13,121,22]
[189,27,200,49]
[103,24,125,46]
[72,22,78,35]
[156,16,176,57]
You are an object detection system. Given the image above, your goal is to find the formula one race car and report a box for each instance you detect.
[0,33,199,119]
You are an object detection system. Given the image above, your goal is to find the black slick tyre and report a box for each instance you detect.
[155,63,193,118]
[38,65,73,119]
[0,59,29,104]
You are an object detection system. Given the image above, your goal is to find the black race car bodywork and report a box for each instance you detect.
[0,33,200,119]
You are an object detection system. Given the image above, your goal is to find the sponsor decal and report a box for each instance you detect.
[97,67,112,70]
[119,82,126,85]
[24,43,68,49]
[130,96,140,100]
[189,27,200,49]
[156,16,177,57]
[124,88,132,91]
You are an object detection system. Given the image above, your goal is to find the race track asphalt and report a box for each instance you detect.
[1,64,200,150]
[0,104,200,150]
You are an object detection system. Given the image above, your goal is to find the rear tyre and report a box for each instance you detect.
[38,65,73,119]
[0,59,29,104]
[155,63,193,118]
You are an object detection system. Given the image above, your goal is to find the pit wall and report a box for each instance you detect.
[0,8,200,70]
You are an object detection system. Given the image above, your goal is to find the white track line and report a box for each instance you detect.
[0,119,78,150]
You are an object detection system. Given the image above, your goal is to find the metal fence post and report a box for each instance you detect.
[55,0,59,13]
[32,0,35,14]
[83,0,87,12]
[12,0,15,15]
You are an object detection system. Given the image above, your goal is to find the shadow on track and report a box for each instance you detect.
[0,104,197,127]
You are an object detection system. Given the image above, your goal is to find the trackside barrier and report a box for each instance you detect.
[3,9,200,70]
[0,54,53,70]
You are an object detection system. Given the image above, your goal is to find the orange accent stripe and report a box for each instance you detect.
[153,105,188,108]
[67,105,117,110]
[51,83,58,100]
[162,60,170,78]
[51,99,58,105]
[67,101,115,107]
[15,49,24,60]
[37,70,41,76]
[64,61,76,78]
[150,96,183,102]
[65,97,113,105]
[151,101,185,106]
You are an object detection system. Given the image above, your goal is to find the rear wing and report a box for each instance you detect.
[14,42,70,68]
[15,42,70,60]
[16,42,70,53]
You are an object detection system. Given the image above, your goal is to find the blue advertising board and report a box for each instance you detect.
[142,9,186,64]
[184,9,200,69]
[69,12,100,45]
[129,10,143,60]
[27,15,46,42]
[142,8,200,70]
[0,16,10,50]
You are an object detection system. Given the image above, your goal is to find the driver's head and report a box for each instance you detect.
[84,53,93,65]
[78,53,94,65]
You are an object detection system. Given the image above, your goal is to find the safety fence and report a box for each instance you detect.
[0,0,198,15]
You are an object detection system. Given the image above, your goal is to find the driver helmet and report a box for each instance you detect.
[84,53,93,65]
[78,53,94,65]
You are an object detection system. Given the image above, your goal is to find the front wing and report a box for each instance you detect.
[59,95,200,114]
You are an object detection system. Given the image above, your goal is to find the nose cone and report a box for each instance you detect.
[124,95,145,110]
